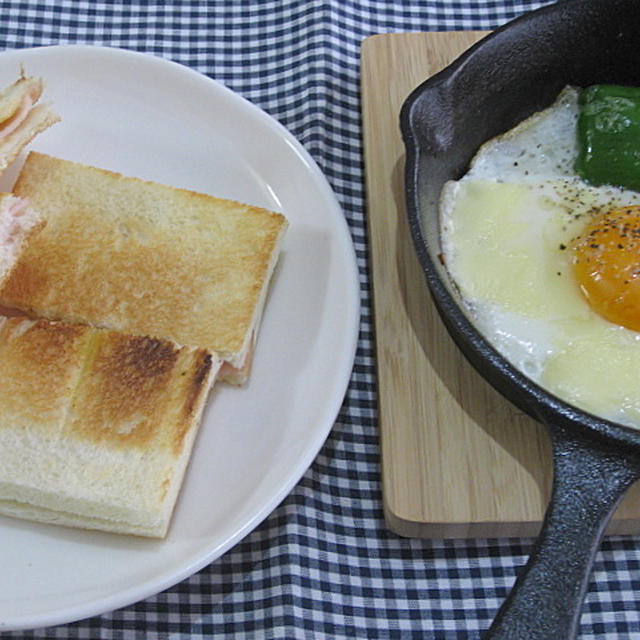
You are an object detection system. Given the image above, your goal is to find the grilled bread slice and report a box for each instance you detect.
[0,315,219,537]
[0,152,287,384]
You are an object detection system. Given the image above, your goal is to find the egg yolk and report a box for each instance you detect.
[572,205,640,331]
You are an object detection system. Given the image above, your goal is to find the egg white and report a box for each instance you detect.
[440,87,640,429]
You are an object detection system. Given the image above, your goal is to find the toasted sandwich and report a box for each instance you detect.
[0,315,219,537]
[0,74,59,173]
[0,152,288,384]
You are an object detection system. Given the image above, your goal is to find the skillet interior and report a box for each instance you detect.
[401,0,640,453]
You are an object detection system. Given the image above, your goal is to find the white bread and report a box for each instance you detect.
[0,193,43,287]
[0,315,220,537]
[0,152,287,383]
[0,75,59,173]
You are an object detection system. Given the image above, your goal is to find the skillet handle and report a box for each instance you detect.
[483,424,640,640]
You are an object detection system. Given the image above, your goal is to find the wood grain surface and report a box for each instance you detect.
[360,31,640,538]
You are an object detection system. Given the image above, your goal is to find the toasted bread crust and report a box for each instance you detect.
[69,333,182,450]
[0,153,286,368]
[174,349,214,453]
[0,317,91,427]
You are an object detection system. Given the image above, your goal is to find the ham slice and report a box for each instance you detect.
[0,194,43,287]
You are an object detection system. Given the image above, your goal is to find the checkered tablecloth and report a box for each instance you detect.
[2,1,640,638]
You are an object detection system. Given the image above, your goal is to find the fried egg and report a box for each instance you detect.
[440,87,640,429]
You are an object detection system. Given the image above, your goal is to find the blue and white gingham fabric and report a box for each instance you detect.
[3,1,640,638]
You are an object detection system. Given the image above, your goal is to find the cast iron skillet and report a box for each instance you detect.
[400,0,640,638]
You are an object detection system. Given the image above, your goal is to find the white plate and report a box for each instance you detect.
[0,45,359,630]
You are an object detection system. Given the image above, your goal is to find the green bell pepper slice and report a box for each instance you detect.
[575,84,640,192]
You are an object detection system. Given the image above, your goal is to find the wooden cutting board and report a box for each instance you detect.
[360,31,640,538]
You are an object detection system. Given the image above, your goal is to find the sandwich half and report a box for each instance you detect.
[0,152,288,384]
[0,74,59,173]
[0,315,220,537]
